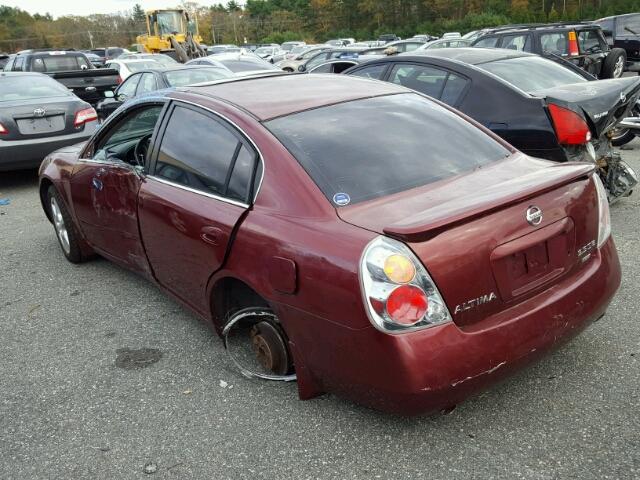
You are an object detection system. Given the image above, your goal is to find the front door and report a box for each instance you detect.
[138,102,259,314]
[70,103,165,274]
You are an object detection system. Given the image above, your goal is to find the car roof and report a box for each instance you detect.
[409,47,534,64]
[186,74,405,121]
[137,65,225,74]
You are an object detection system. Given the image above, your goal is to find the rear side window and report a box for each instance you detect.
[474,36,499,48]
[540,32,569,55]
[389,64,448,98]
[13,57,24,71]
[501,34,532,52]
[155,105,256,202]
[440,73,468,105]
[266,94,509,205]
[578,30,604,53]
[349,63,387,80]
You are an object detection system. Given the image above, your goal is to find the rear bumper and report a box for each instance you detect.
[283,237,621,415]
[0,123,96,171]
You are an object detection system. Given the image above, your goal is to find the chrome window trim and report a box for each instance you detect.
[168,97,265,205]
[146,175,250,209]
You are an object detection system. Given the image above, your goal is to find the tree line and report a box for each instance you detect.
[1,0,639,52]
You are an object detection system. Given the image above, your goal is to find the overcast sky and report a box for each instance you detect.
[3,1,228,18]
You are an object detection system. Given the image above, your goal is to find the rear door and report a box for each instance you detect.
[138,102,260,314]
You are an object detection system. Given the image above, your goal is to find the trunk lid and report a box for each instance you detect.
[338,154,600,329]
[531,77,640,138]
[0,97,88,141]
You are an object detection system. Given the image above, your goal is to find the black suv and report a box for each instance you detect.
[595,14,640,73]
[471,22,626,78]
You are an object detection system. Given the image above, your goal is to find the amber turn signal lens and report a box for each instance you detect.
[383,254,416,284]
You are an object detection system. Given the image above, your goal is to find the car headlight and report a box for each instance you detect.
[359,236,452,334]
[593,173,611,248]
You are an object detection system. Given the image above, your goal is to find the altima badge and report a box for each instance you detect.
[526,206,543,226]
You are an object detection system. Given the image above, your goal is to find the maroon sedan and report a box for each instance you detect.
[39,74,620,415]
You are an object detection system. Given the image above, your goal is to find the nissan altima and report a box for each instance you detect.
[39,74,620,415]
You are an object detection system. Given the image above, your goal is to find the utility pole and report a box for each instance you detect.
[88,31,94,49]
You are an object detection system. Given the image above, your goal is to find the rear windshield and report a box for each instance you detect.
[0,75,69,101]
[127,61,163,72]
[30,54,91,72]
[165,68,232,86]
[219,59,276,72]
[477,56,587,92]
[266,93,510,205]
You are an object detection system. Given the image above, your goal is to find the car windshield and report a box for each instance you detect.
[165,68,232,86]
[0,75,69,101]
[255,47,274,55]
[478,56,587,91]
[266,93,510,205]
[126,61,162,72]
[218,59,276,72]
[157,11,183,35]
[138,55,176,66]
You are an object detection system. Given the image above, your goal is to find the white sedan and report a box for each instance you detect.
[105,59,162,80]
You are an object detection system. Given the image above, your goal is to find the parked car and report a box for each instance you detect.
[105,59,163,80]
[0,53,10,69]
[81,52,105,68]
[277,46,332,71]
[90,47,127,63]
[361,39,427,56]
[283,44,315,61]
[471,22,627,78]
[207,44,240,55]
[442,32,462,39]
[253,46,286,64]
[3,49,120,106]
[0,72,98,171]
[306,57,376,74]
[281,41,306,52]
[117,53,178,67]
[417,38,473,50]
[411,34,438,42]
[378,33,400,43]
[325,38,355,47]
[187,53,278,75]
[345,48,639,201]
[96,65,233,120]
[295,48,369,72]
[39,73,621,415]
[462,30,484,41]
[595,14,640,73]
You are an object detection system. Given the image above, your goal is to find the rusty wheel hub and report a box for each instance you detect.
[249,321,290,376]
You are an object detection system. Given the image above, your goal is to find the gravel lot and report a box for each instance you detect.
[1,144,639,480]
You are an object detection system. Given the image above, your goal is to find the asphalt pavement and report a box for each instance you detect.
[1,144,639,479]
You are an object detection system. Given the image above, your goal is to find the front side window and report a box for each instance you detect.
[266,94,509,205]
[306,52,330,70]
[93,105,164,162]
[478,56,587,92]
[155,105,256,201]
[389,64,449,98]
[349,63,387,80]
[118,74,141,99]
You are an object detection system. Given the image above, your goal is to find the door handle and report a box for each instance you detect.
[200,226,223,246]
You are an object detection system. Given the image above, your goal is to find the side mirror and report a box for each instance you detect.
[116,93,128,102]
[104,90,114,98]
[297,64,306,72]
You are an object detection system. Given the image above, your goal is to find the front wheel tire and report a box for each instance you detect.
[47,186,87,263]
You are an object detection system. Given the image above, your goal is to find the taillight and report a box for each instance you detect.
[593,174,611,248]
[568,31,579,56]
[548,103,592,145]
[0,123,7,134]
[360,236,452,333]
[74,107,98,127]
[116,75,123,84]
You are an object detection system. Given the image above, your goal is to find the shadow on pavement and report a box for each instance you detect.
[0,169,39,190]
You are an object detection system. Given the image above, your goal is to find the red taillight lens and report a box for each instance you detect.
[74,107,98,127]
[548,103,592,145]
[0,123,7,134]
[116,75,123,84]
[386,285,429,325]
[568,31,579,56]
